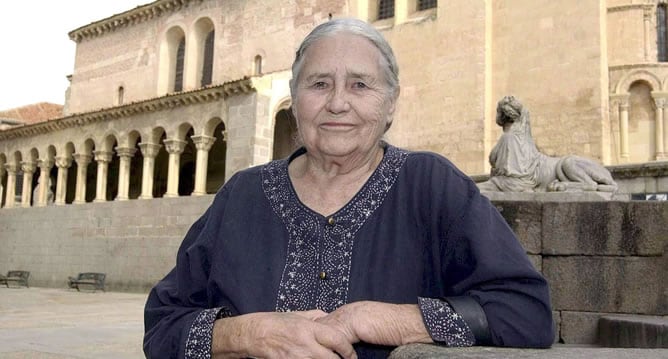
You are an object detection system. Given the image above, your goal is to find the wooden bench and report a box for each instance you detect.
[68,272,106,292]
[0,270,30,288]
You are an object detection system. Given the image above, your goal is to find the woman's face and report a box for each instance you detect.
[292,33,396,160]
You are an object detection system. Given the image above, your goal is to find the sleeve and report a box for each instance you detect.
[417,297,476,346]
[437,178,554,348]
[143,185,236,359]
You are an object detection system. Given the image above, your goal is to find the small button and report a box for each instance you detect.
[327,217,336,226]
[319,271,327,280]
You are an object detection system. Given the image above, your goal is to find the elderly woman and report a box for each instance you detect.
[144,18,554,358]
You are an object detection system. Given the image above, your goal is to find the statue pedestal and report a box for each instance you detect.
[480,191,630,202]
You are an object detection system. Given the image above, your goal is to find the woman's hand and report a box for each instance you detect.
[314,301,432,346]
[212,310,357,359]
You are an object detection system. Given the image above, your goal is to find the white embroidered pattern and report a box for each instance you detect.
[418,297,475,346]
[184,307,220,359]
[263,145,408,313]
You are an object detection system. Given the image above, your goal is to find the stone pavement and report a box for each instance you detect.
[1,287,667,358]
[0,287,146,358]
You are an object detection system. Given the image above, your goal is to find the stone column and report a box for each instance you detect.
[643,5,652,61]
[654,98,666,160]
[115,147,137,201]
[394,0,408,25]
[163,139,187,198]
[93,150,113,202]
[73,154,92,204]
[619,100,630,160]
[54,156,72,206]
[3,163,18,208]
[0,165,5,208]
[20,161,36,208]
[191,135,216,196]
[35,159,54,207]
[138,142,161,199]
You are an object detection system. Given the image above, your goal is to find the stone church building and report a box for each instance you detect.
[1,0,668,208]
[0,1,666,290]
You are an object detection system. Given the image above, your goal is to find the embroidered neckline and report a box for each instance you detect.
[262,143,409,312]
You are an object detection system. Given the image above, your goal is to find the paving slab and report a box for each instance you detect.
[0,287,146,358]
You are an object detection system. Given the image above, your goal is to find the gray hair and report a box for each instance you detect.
[290,18,400,101]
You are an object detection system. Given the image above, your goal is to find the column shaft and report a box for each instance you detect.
[73,154,92,204]
[94,151,112,202]
[620,103,630,159]
[4,164,18,208]
[163,139,187,198]
[20,162,36,208]
[656,104,665,159]
[192,135,216,196]
[36,160,54,207]
[138,142,161,199]
[54,157,72,206]
[115,147,137,201]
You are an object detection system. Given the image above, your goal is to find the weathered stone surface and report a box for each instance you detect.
[544,256,666,314]
[542,201,667,256]
[0,196,212,292]
[527,254,542,272]
[388,343,668,358]
[559,311,604,345]
[599,315,668,348]
[493,201,542,254]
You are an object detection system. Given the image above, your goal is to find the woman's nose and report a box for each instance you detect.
[326,88,350,114]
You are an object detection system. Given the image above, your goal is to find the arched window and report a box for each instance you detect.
[658,4,668,62]
[378,0,395,20]
[254,55,263,75]
[201,30,214,87]
[117,86,124,105]
[417,0,437,11]
[174,38,185,92]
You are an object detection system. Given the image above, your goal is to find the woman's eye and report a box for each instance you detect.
[312,81,328,89]
[352,81,368,89]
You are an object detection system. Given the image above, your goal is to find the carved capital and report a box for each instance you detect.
[643,6,653,20]
[138,142,162,158]
[191,135,216,151]
[38,159,55,170]
[55,156,73,169]
[163,139,188,154]
[115,146,138,158]
[4,163,19,174]
[21,161,37,174]
[610,94,630,109]
[93,150,113,164]
[73,153,93,166]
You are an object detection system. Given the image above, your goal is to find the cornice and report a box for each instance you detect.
[608,161,668,178]
[609,63,668,71]
[0,78,254,141]
[607,4,653,14]
[68,0,204,43]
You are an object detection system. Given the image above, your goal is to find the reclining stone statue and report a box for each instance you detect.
[478,95,618,193]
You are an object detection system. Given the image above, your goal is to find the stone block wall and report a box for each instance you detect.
[0,196,213,292]
[494,200,668,344]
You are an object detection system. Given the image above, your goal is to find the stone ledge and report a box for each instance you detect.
[388,343,668,358]
[481,191,626,202]
[599,315,668,348]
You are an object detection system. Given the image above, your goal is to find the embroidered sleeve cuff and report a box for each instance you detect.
[417,297,476,347]
[184,307,231,359]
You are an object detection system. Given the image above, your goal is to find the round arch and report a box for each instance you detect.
[615,70,662,94]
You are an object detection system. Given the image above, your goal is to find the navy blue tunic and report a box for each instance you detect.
[144,144,554,358]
